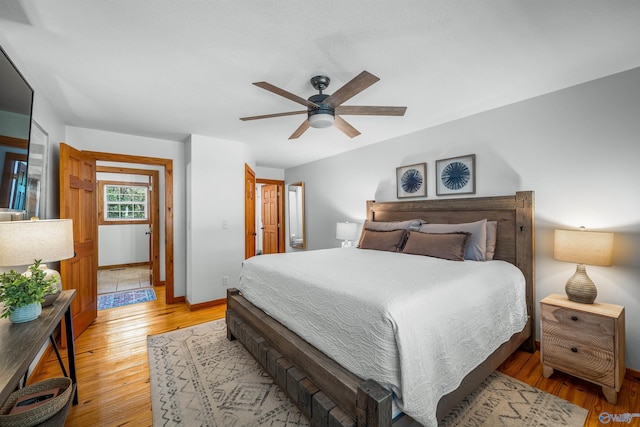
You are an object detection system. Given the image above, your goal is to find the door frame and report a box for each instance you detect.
[256,178,285,254]
[84,150,179,303]
[244,165,256,259]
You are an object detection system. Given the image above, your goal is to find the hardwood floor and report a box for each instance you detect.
[30,287,639,426]
[30,286,226,426]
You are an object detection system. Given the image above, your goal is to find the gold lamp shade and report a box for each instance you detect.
[554,228,614,304]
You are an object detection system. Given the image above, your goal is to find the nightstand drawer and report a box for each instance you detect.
[542,335,615,387]
[541,304,615,336]
[542,320,613,352]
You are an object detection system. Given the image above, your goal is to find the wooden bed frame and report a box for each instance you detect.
[226,190,535,426]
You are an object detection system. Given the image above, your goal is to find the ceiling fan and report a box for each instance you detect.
[240,71,407,139]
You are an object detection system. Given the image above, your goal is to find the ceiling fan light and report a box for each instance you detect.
[308,113,334,129]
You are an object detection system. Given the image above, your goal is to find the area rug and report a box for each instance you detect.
[148,319,307,426]
[438,372,587,427]
[147,319,588,427]
[97,288,156,310]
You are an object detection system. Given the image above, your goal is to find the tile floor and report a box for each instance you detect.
[97,265,152,295]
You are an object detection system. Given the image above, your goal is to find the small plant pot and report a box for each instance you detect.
[9,301,42,323]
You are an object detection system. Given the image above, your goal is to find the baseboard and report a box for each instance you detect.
[626,367,640,381]
[186,297,226,311]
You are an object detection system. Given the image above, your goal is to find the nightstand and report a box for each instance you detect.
[540,294,625,404]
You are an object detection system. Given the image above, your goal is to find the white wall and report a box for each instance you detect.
[98,224,149,266]
[256,166,284,181]
[186,134,254,304]
[65,127,186,296]
[286,67,640,370]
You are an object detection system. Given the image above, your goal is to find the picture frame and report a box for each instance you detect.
[396,162,427,198]
[436,154,476,196]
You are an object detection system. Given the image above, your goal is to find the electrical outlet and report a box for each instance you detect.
[223,276,228,286]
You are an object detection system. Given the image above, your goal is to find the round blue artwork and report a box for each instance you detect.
[401,168,423,193]
[441,161,470,190]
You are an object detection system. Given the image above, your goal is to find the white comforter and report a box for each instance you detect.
[238,248,527,426]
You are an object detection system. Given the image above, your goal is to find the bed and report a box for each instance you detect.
[226,191,535,426]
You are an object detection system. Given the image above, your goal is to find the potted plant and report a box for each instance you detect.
[0,260,57,323]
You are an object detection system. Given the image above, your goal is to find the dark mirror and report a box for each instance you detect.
[0,45,33,220]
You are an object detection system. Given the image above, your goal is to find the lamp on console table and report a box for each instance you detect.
[553,227,614,304]
[0,219,75,307]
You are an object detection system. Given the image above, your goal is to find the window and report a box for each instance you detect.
[100,182,149,224]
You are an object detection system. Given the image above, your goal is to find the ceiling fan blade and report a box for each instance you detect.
[240,110,307,121]
[323,71,380,108]
[288,119,310,139]
[253,82,319,109]
[334,115,361,138]
[335,106,407,116]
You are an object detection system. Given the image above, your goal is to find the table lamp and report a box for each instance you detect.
[0,219,75,298]
[553,227,614,304]
[336,222,358,247]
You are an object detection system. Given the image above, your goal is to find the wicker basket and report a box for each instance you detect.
[0,377,72,427]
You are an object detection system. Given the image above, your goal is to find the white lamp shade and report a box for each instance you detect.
[554,229,614,267]
[336,222,358,241]
[0,219,75,266]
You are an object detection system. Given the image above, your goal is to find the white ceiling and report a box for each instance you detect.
[1,1,640,169]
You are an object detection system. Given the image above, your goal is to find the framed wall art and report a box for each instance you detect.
[396,163,426,198]
[436,154,476,196]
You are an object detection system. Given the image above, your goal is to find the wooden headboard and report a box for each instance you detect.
[366,190,536,351]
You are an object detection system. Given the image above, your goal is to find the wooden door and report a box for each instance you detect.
[261,184,279,254]
[0,152,27,208]
[60,143,98,339]
[244,164,256,259]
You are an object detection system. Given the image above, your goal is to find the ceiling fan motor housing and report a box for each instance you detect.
[307,93,335,128]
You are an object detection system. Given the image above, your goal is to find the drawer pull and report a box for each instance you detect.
[571,316,578,321]
[571,347,578,353]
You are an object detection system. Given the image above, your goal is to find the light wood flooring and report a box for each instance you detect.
[30,287,639,426]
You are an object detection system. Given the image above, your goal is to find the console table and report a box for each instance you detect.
[0,289,77,421]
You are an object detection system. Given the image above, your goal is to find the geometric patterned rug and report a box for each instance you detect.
[439,372,588,427]
[147,319,308,426]
[147,319,588,427]
[97,288,156,310]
